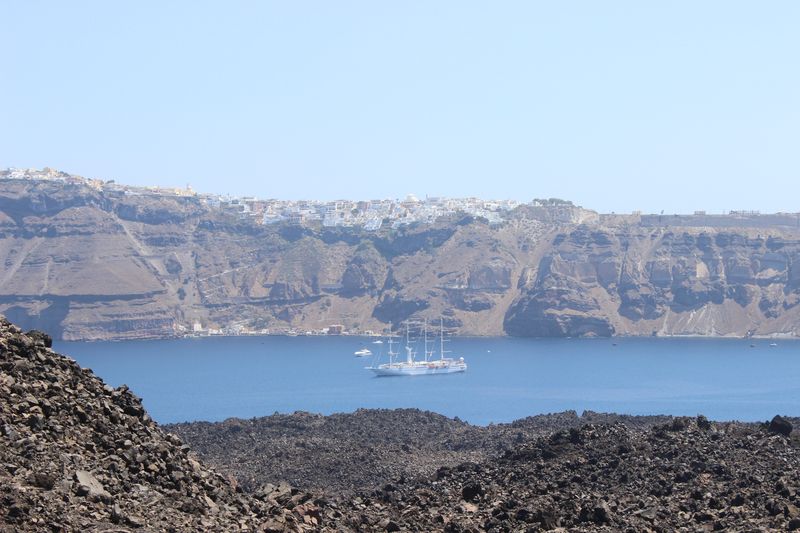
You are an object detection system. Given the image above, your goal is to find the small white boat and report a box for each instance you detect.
[769,342,778,347]
[372,340,384,344]
[354,348,372,357]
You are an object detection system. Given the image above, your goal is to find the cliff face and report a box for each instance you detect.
[506,226,800,337]
[1,178,800,340]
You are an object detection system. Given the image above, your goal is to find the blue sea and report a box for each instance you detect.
[55,336,800,425]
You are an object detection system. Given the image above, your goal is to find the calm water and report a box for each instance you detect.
[55,336,800,425]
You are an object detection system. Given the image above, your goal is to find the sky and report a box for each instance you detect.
[1,2,799,213]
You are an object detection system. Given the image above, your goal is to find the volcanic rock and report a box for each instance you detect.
[0,317,319,531]
[320,418,800,531]
[3,314,800,532]
[769,415,793,436]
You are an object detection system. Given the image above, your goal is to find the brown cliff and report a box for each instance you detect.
[1,177,799,340]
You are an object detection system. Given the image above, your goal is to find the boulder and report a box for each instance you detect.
[74,470,111,501]
[768,415,792,436]
[461,480,484,502]
[25,330,53,348]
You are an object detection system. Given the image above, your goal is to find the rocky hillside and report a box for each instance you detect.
[167,410,672,495]
[171,410,800,532]
[3,318,800,532]
[2,175,800,340]
[0,319,321,531]
[324,416,800,532]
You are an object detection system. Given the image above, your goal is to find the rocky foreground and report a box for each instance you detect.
[172,412,800,532]
[3,319,800,532]
[0,319,320,532]
[326,417,800,532]
[167,410,672,495]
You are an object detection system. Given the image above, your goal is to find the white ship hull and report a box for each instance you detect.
[369,359,467,377]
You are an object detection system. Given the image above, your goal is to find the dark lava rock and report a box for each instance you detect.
[769,415,793,436]
[461,480,484,502]
[5,314,800,532]
[170,406,800,532]
[0,317,321,532]
[168,409,671,496]
[25,329,52,348]
[323,418,800,532]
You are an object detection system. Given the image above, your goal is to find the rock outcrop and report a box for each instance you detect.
[506,226,800,338]
[0,318,321,531]
[340,243,388,296]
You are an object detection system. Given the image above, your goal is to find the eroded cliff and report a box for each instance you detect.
[1,177,799,340]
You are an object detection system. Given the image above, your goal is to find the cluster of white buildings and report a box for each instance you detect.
[2,168,522,229]
[258,194,520,230]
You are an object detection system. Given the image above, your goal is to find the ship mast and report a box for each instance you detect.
[405,321,414,364]
[388,335,397,365]
[439,318,450,361]
[423,319,431,362]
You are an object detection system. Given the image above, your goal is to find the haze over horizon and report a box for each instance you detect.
[2,2,798,213]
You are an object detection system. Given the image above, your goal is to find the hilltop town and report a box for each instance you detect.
[1,167,527,231]
[6,167,799,232]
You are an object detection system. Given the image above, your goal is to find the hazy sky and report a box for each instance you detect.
[2,2,798,213]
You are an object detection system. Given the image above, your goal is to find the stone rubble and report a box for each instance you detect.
[175,408,800,532]
[168,410,672,495]
[2,316,800,532]
[0,318,321,532]
[324,416,800,531]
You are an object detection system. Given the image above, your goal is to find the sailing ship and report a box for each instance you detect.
[367,319,466,376]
